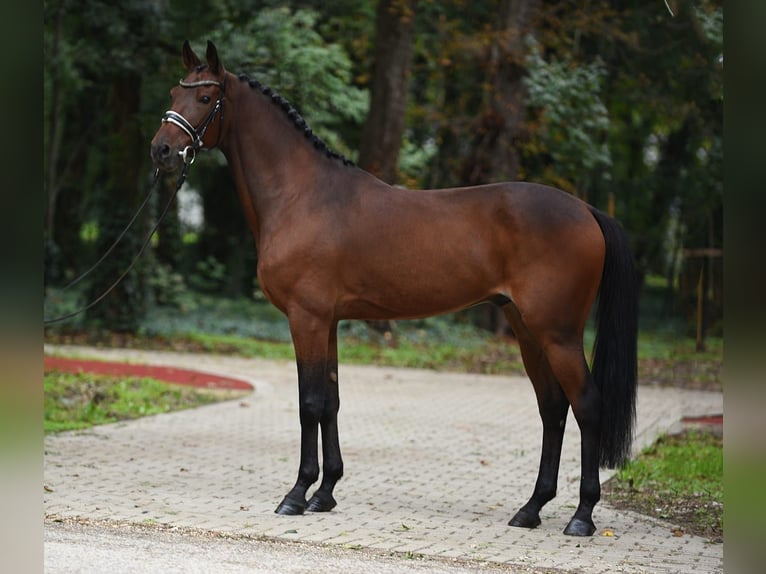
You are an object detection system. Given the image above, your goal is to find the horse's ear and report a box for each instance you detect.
[206,40,223,75]
[182,40,202,71]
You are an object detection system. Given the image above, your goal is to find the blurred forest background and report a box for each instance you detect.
[43,0,722,348]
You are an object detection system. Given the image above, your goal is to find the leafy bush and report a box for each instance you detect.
[524,39,611,193]
[187,256,228,294]
[146,261,192,309]
[139,294,292,342]
[203,6,368,159]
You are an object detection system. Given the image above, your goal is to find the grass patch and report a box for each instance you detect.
[45,289,722,387]
[44,370,246,433]
[338,335,525,374]
[603,430,723,542]
[636,333,722,389]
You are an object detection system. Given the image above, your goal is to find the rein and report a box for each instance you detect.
[44,78,225,325]
[43,162,191,325]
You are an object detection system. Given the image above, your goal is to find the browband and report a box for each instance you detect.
[179,79,222,88]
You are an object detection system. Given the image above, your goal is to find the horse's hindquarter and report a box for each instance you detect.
[331,181,605,323]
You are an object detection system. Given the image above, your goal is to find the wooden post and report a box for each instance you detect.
[696,264,705,352]
[683,248,722,353]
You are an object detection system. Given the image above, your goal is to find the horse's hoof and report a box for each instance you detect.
[306,492,337,512]
[508,509,541,529]
[563,517,596,536]
[275,496,306,515]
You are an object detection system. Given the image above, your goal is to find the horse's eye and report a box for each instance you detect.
[200,95,211,104]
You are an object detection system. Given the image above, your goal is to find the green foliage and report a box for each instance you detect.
[83,198,146,332]
[68,284,718,385]
[696,4,723,50]
[145,261,190,309]
[187,256,228,294]
[605,430,723,541]
[524,41,611,193]
[139,294,292,342]
[397,136,438,188]
[617,431,722,499]
[43,286,88,329]
[44,1,723,339]
[44,370,226,433]
[47,283,721,387]
[202,6,368,157]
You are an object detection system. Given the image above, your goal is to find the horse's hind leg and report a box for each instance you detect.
[543,341,602,536]
[507,321,570,529]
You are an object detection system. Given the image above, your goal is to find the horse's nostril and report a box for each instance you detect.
[152,143,172,163]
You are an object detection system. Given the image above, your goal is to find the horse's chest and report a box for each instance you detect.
[255,245,312,312]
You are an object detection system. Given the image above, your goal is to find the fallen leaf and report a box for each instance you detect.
[672,528,684,537]
[601,528,615,537]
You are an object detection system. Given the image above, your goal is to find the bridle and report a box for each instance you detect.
[43,75,227,326]
[161,75,226,165]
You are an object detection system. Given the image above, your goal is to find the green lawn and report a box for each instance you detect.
[44,370,247,433]
[603,430,723,541]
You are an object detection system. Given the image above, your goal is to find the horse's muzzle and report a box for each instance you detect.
[150,141,181,173]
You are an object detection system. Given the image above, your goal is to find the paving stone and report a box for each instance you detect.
[44,345,723,573]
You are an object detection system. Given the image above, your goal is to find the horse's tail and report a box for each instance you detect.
[589,207,638,469]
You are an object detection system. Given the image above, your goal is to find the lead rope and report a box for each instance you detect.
[43,161,191,325]
[56,169,161,292]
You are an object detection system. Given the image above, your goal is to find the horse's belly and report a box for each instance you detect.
[336,267,498,321]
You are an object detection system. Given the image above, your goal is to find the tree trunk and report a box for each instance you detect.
[358,0,419,184]
[45,5,63,234]
[461,0,540,335]
[461,0,540,186]
[86,72,146,331]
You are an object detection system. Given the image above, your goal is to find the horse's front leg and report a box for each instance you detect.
[307,324,343,512]
[275,311,341,515]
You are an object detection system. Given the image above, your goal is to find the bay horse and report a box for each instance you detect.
[150,41,638,536]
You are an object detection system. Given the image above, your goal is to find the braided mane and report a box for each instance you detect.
[238,73,355,167]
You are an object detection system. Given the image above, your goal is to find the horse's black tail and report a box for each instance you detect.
[589,207,638,469]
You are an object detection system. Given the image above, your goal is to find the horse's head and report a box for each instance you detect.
[150,40,227,172]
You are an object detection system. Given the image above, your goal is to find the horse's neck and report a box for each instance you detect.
[220,83,323,244]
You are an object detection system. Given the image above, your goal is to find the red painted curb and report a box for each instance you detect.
[681,414,722,425]
[44,356,253,391]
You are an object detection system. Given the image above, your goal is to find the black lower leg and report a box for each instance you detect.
[307,360,343,512]
[306,417,343,512]
[275,361,325,515]
[510,397,569,529]
[564,383,601,536]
